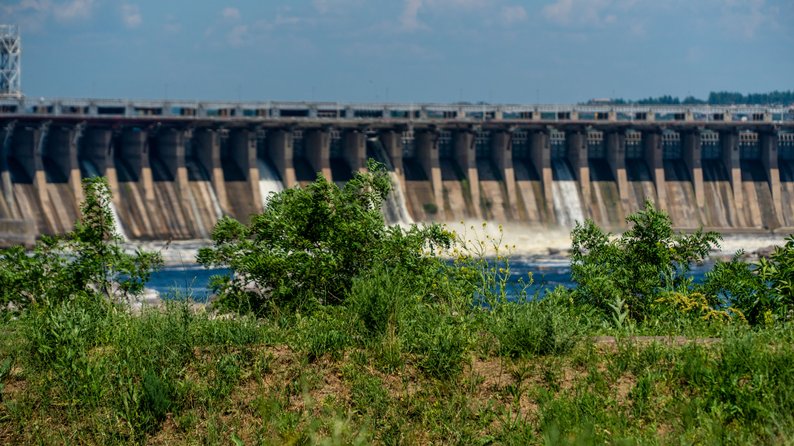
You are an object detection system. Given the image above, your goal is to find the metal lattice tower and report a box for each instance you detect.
[0,25,22,99]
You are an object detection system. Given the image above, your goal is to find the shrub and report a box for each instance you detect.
[570,201,720,320]
[701,235,794,324]
[197,160,452,314]
[0,177,161,312]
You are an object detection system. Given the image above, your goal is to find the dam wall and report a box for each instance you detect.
[1,99,793,242]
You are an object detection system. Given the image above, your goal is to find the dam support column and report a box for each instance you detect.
[606,132,630,219]
[682,131,705,209]
[491,130,517,220]
[119,128,156,236]
[342,130,366,174]
[1,122,16,219]
[228,128,263,216]
[155,128,194,234]
[761,130,782,226]
[266,129,296,188]
[46,124,83,208]
[194,129,230,213]
[120,129,153,206]
[721,131,744,226]
[416,130,442,213]
[305,129,332,180]
[567,130,590,218]
[453,130,481,219]
[380,130,404,179]
[644,131,666,210]
[156,128,189,194]
[531,130,554,221]
[12,125,54,233]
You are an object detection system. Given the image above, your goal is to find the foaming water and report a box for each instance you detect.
[383,170,413,226]
[442,221,574,257]
[716,233,789,257]
[257,158,284,207]
[551,160,585,228]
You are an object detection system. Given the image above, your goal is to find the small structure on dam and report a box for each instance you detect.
[0,97,793,244]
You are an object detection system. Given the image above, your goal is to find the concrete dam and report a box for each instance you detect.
[1,98,793,244]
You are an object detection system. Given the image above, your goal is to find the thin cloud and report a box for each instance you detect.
[121,4,142,29]
[719,0,774,39]
[226,24,249,47]
[500,5,527,25]
[400,0,424,31]
[52,0,96,22]
[398,0,493,31]
[1,0,97,30]
[222,7,241,21]
[313,0,364,15]
[543,0,613,26]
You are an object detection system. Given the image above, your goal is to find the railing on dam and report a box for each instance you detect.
[1,97,793,124]
[2,98,794,244]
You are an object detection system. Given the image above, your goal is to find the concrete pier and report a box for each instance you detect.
[606,131,630,217]
[453,129,480,219]
[227,128,262,220]
[567,130,590,218]
[11,126,53,233]
[194,129,230,212]
[305,129,332,181]
[644,131,666,210]
[342,130,366,174]
[760,131,782,226]
[721,131,744,226]
[266,129,297,188]
[682,131,705,209]
[490,130,517,220]
[531,130,553,221]
[415,130,442,213]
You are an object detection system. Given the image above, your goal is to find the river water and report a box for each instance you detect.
[143,234,777,303]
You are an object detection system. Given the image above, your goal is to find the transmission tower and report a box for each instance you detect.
[0,25,22,99]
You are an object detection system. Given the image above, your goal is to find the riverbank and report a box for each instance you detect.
[130,224,790,268]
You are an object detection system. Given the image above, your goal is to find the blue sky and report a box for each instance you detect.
[1,0,792,103]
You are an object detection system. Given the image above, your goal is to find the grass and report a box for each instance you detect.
[2,292,794,445]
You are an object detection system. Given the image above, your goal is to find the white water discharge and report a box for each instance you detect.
[368,138,413,225]
[79,160,129,242]
[257,158,284,207]
[384,171,413,226]
[551,160,585,228]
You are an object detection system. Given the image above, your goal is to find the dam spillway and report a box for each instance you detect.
[1,98,793,244]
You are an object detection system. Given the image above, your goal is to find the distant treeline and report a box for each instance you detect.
[591,90,794,106]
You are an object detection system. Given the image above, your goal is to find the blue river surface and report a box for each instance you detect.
[145,258,716,303]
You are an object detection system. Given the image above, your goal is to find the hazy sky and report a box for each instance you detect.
[2,0,792,104]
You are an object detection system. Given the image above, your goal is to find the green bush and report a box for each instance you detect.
[702,235,794,324]
[570,201,720,320]
[0,177,161,313]
[198,160,452,315]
